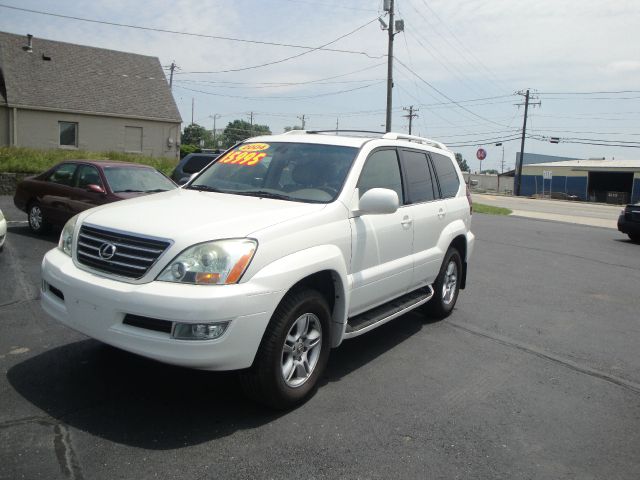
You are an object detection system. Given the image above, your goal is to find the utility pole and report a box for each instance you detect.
[249,111,254,136]
[402,105,419,135]
[191,97,194,125]
[168,61,177,89]
[515,89,541,196]
[297,114,306,129]
[385,0,395,133]
[335,117,339,131]
[495,142,505,173]
[211,114,221,148]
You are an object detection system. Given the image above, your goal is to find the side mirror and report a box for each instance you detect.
[354,188,399,216]
[86,184,105,194]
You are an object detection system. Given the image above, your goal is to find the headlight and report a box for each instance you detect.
[157,239,257,285]
[58,215,79,256]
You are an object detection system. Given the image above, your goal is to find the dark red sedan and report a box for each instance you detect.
[14,160,177,234]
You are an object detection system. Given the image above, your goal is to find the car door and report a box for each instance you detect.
[399,149,448,287]
[40,163,78,226]
[349,148,414,316]
[68,164,108,216]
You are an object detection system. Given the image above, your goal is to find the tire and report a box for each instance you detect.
[424,247,462,320]
[629,233,640,243]
[28,201,49,235]
[240,288,331,410]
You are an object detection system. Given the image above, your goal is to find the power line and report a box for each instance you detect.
[177,18,383,74]
[0,3,381,58]
[394,57,508,127]
[175,81,385,101]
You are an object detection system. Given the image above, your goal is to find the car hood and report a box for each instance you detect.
[80,188,326,242]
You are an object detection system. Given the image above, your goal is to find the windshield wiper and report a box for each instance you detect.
[145,188,169,193]
[186,184,225,193]
[236,190,294,201]
[114,189,143,193]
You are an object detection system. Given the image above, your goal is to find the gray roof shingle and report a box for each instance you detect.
[0,31,181,122]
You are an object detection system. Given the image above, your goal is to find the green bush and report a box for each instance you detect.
[0,146,178,175]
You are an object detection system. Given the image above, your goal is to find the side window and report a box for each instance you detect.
[357,149,404,203]
[401,150,436,203]
[430,153,460,198]
[76,165,103,189]
[47,164,77,186]
[184,155,215,174]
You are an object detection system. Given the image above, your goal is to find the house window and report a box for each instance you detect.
[59,121,78,147]
[125,126,143,153]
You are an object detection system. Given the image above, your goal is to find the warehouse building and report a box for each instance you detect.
[520,159,640,204]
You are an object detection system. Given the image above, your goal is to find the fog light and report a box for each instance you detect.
[172,322,229,340]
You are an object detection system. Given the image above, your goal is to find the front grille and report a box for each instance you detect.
[77,225,170,279]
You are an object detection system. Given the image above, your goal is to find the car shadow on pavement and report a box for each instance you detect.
[7,224,59,243]
[7,311,432,450]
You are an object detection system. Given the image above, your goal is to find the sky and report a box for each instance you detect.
[1,0,640,172]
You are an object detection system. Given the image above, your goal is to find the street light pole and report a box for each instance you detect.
[211,114,221,148]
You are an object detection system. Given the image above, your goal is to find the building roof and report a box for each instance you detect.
[517,152,582,165]
[524,159,640,171]
[0,31,181,123]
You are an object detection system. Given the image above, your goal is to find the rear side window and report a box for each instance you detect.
[184,155,216,174]
[401,150,436,203]
[430,153,460,198]
[47,163,77,186]
[357,149,404,204]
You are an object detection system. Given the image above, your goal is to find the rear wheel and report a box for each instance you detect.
[424,247,462,320]
[28,202,49,234]
[240,289,331,409]
[629,233,640,243]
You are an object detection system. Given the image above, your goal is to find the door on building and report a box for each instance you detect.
[587,171,634,204]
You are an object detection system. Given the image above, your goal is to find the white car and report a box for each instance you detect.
[40,131,475,408]
[0,208,6,251]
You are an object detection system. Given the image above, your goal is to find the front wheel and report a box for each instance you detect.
[629,233,640,243]
[240,289,331,409]
[28,202,49,234]
[424,248,462,320]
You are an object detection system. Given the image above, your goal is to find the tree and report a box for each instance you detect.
[284,126,303,132]
[481,169,499,175]
[223,120,271,145]
[454,153,470,172]
[181,123,212,147]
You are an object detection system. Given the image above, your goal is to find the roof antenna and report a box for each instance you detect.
[23,34,33,53]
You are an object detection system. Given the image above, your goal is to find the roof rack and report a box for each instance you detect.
[280,130,448,150]
[382,132,448,150]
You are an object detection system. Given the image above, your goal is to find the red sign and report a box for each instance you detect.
[476,148,487,161]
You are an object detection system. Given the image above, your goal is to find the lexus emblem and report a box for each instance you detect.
[98,242,117,260]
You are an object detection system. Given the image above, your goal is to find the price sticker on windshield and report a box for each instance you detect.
[218,144,269,166]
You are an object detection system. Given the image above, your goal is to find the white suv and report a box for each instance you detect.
[41,131,475,408]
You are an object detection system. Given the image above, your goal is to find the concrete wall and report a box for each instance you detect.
[1,108,180,158]
[463,172,514,194]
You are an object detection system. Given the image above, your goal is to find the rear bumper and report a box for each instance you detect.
[617,215,640,235]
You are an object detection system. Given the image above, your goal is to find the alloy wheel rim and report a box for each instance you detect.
[281,313,322,388]
[442,261,458,305]
[29,206,42,230]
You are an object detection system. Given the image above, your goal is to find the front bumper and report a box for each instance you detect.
[41,248,284,370]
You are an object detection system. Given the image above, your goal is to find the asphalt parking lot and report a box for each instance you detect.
[1,197,639,480]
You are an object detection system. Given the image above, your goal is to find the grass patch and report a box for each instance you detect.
[0,146,178,175]
[474,203,512,215]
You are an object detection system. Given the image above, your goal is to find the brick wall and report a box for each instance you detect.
[0,173,30,195]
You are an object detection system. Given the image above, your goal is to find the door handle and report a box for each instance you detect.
[401,216,413,228]
[437,208,445,219]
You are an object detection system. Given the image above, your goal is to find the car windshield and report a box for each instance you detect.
[103,166,176,193]
[186,142,358,203]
